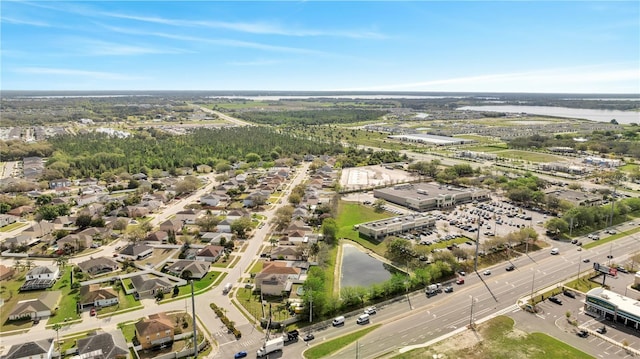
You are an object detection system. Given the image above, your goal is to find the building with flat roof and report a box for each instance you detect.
[373,182,490,212]
[545,189,603,207]
[358,213,437,240]
[388,134,474,146]
[584,287,640,330]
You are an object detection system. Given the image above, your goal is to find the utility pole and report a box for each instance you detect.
[309,291,313,323]
[469,296,475,329]
[474,216,481,272]
[569,217,574,237]
[530,272,536,308]
[577,254,582,280]
[191,280,197,358]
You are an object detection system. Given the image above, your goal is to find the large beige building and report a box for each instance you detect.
[358,213,436,240]
[373,182,489,212]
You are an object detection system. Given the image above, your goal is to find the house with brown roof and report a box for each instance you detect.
[124,206,150,219]
[145,231,168,244]
[159,218,183,233]
[0,264,15,281]
[195,245,224,262]
[6,206,34,217]
[119,244,152,260]
[57,233,93,251]
[8,291,61,321]
[129,274,174,298]
[270,246,304,261]
[79,284,119,309]
[255,262,301,296]
[175,209,201,224]
[77,257,119,276]
[135,312,175,350]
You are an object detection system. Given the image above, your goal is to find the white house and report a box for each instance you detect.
[1,339,54,359]
[79,284,119,309]
[25,266,59,281]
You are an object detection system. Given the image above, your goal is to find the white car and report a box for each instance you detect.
[364,306,377,315]
[483,270,491,276]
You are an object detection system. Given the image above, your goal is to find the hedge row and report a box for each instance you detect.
[210,303,241,339]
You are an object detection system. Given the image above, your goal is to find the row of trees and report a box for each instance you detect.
[234,109,388,126]
[546,197,640,235]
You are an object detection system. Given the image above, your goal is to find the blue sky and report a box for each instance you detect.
[1,1,639,93]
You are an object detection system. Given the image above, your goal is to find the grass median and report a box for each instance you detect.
[304,324,381,359]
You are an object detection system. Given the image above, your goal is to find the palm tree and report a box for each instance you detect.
[13,259,22,272]
[24,259,34,270]
[53,323,63,353]
[54,255,69,269]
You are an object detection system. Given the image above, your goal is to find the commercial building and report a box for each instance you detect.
[545,189,603,207]
[358,213,436,240]
[373,182,490,212]
[388,134,474,146]
[584,287,640,330]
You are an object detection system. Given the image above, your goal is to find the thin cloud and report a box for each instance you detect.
[227,59,283,66]
[1,16,50,27]
[15,67,145,81]
[102,24,334,56]
[78,39,191,56]
[100,11,387,39]
[343,66,640,92]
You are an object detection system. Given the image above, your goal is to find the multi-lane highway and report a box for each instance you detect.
[222,225,639,359]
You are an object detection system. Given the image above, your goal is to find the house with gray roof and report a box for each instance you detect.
[8,291,60,320]
[129,274,174,298]
[165,260,210,279]
[79,284,119,309]
[78,257,119,276]
[119,244,152,260]
[0,339,53,359]
[75,331,129,359]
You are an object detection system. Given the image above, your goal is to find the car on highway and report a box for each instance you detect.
[364,306,377,315]
[458,270,466,276]
[456,277,465,285]
[443,285,454,293]
[548,296,562,305]
[582,258,590,263]
[616,266,629,273]
[505,264,515,271]
[483,270,491,276]
[90,308,97,316]
[234,351,248,359]
[303,333,315,342]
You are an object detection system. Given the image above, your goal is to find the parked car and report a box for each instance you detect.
[234,351,248,359]
[90,308,97,316]
[577,330,589,338]
[548,297,562,305]
[596,326,607,334]
[616,266,629,273]
[563,290,576,299]
[582,258,590,263]
[458,271,466,276]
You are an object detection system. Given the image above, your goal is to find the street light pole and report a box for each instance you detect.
[530,272,536,307]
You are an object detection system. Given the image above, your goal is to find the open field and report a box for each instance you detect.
[495,150,567,163]
[394,316,592,359]
[304,324,381,359]
[336,201,393,257]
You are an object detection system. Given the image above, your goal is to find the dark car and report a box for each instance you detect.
[303,333,315,342]
[582,258,590,263]
[563,291,576,299]
[616,266,629,273]
[234,351,248,359]
[548,296,562,305]
[577,330,589,338]
[506,264,515,271]
[596,326,607,334]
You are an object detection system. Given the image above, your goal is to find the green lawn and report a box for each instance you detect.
[564,274,603,293]
[97,287,142,315]
[336,201,393,257]
[236,287,293,322]
[0,267,43,332]
[394,316,592,359]
[452,135,497,144]
[304,324,381,359]
[494,150,565,163]
[212,256,236,268]
[48,267,82,325]
[464,144,509,152]
[249,260,263,274]
[171,271,223,298]
[0,222,28,232]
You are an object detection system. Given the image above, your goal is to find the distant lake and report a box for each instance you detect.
[457,105,639,124]
[340,244,402,288]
